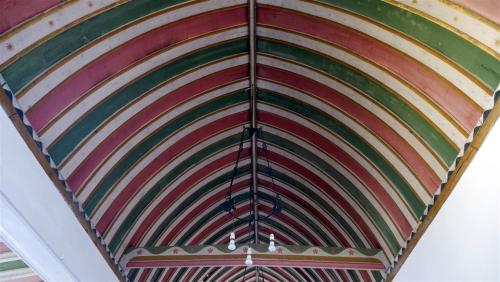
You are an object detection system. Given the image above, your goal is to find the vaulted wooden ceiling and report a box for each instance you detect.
[0,0,499,281]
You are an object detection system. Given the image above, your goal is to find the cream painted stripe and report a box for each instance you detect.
[390,0,500,55]
[0,254,18,263]
[0,0,122,66]
[264,157,394,260]
[90,124,248,224]
[80,100,249,205]
[101,125,250,251]
[133,143,249,244]
[153,175,253,244]
[59,58,248,177]
[258,55,446,176]
[40,26,247,146]
[258,82,431,204]
[0,268,37,280]
[16,0,245,107]
[261,144,404,246]
[259,27,466,147]
[259,0,492,110]
[261,113,418,227]
[112,156,253,258]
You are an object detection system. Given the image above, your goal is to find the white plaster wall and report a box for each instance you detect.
[395,120,500,281]
[0,109,119,282]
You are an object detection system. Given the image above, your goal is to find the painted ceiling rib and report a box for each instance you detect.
[249,0,259,245]
[249,0,259,280]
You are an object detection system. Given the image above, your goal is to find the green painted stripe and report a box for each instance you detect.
[0,259,28,272]
[257,38,458,165]
[260,132,401,253]
[49,39,248,164]
[372,270,384,282]
[1,0,190,93]
[85,90,248,215]
[259,90,425,217]
[317,0,500,89]
[108,133,249,252]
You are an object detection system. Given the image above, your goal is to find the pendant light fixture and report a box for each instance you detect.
[245,247,253,266]
[268,233,276,252]
[228,231,236,250]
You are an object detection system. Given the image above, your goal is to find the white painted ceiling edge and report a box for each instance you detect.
[0,109,119,282]
[395,117,500,281]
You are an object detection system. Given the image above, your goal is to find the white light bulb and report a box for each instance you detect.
[268,233,276,252]
[228,232,236,250]
[245,247,253,266]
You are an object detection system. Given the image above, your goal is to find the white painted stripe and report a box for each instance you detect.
[59,57,248,177]
[258,55,447,177]
[0,0,121,66]
[39,26,247,146]
[16,0,245,107]
[258,0,492,110]
[390,0,500,54]
[258,27,466,147]
[258,82,432,204]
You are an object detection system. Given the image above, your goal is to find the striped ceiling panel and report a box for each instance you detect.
[0,1,498,281]
[0,239,41,282]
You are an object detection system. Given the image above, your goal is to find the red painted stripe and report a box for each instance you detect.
[26,6,247,131]
[0,242,9,253]
[259,111,413,237]
[96,110,249,233]
[138,268,151,282]
[68,65,247,193]
[160,268,176,282]
[128,149,251,246]
[258,5,481,131]
[258,64,440,194]
[218,266,246,282]
[0,0,62,34]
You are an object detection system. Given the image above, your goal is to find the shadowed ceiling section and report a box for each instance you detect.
[0,0,498,281]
